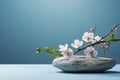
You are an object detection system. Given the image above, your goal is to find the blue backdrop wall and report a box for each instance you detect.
[0,0,120,64]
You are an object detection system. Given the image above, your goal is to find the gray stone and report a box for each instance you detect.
[52,55,116,72]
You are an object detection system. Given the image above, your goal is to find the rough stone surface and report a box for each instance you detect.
[52,55,116,72]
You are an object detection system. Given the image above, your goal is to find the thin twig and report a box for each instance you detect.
[101,24,119,40]
[74,38,120,54]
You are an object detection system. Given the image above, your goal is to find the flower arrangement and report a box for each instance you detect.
[36,24,120,58]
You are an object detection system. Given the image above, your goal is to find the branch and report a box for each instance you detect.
[74,24,120,54]
[74,38,120,54]
[101,24,119,40]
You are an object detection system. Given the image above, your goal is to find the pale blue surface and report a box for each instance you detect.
[0,0,120,64]
[0,64,120,80]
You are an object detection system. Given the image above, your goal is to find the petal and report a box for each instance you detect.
[80,41,83,46]
[65,44,68,48]
[82,36,86,42]
[84,32,89,35]
[71,43,74,47]
[74,39,80,43]
[68,48,73,53]
[90,32,94,37]
[59,45,63,49]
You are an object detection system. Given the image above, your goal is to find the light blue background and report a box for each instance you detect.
[0,0,120,64]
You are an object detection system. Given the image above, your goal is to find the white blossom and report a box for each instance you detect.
[71,39,83,48]
[59,44,68,51]
[92,36,102,43]
[61,48,74,58]
[82,32,94,42]
[59,44,74,58]
[84,47,98,58]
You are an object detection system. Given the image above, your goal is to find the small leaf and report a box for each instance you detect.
[106,34,111,41]
[54,53,59,57]
[106,34,112,44]
[45,47,52,52]
[108,41,112,44]
[104,50,107,55]
[112,33,115,40]
[54,49,59,53]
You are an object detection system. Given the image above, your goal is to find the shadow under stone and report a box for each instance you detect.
[57,70,120,74]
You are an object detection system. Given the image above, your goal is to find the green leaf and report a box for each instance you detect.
[45,47,52,52]
[104,50,107,55]
[54,49,59,53]
[106,34,111,41]
[112,33,115,40]
[54,53,59,57]
[109,41,112,44]
[106,34,112,44]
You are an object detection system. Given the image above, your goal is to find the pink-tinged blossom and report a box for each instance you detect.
[82,32,94,42]
[92,36,102,43]
[59,44,68,51]
[84,47,98,58]
[71,39,83,48]
[61,48,74,58]
[59,44,74,58]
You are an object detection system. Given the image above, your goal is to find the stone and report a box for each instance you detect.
[52,55,116,72]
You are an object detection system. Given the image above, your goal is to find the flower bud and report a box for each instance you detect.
[113,24,119,32]
[36,48,41,54]
[90,27,96,33]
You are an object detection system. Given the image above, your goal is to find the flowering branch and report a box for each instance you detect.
[74,24,120,54]
[36,47,62,57]
[101,24,119,40]
[74,38,120,54]
[36,24,120,58]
